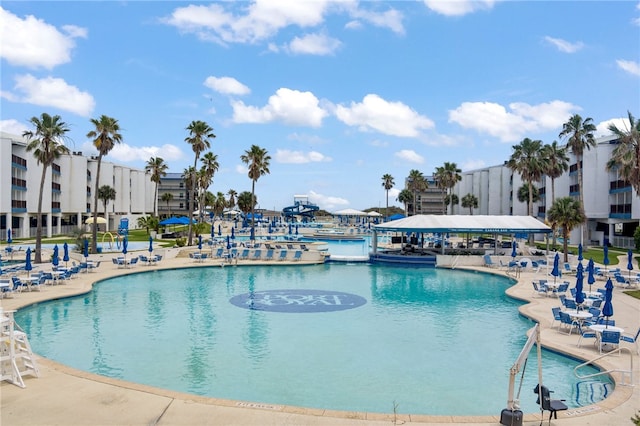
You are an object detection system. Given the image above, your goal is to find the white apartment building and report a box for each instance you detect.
[0,131,155,240]
[451,134,639,249]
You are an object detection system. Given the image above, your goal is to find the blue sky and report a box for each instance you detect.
[1,1,639,212]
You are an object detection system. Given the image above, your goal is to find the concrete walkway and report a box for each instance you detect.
[1,249,638,425]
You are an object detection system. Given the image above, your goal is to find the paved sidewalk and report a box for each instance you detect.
[1,251,638,425]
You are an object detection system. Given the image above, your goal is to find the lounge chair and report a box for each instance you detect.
[534,384,567,425]
[278,250,288,261]
[562,263,575,274]
[293,250,302,261]
[483,255,497,268]
[621,327,640,354]
[264,249,274,261]
[613,273,633,288]
[252,249,262,260]
[240,249,250,260]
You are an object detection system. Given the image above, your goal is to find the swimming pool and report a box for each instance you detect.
[14,264,611,416]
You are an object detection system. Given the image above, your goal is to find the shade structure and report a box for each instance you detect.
[7,229,12,244]
[52,244,59,267]
[25,248,32,274]
[148,236,154,254]
[511,240,517,258]
[603,245,609,272]
[177,216,193,225]
[587,258,596,292]
[160,217,183,226]
[83,239,89,259]
[574,263,584,305]
[602,278,614,327]
[627,250,634,279]
[577,244,583,262]
[85,216,107,225]
[551,253,561,284]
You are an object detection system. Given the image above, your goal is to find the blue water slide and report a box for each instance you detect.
[282,201,319,220]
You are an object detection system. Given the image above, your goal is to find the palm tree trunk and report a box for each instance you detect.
[251,179,256,237]
[551,178,557,248]
[35,165,47,263]
[577,156,585,246]
[153,181,158,216]
[92,156,103,254]
[385,190,389,221]
[187,162,197,246]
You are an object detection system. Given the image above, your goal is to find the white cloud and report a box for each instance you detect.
[307,190,349,211]
[422,0,496,16]
[80,142,185,163]
[4,74,95,117]
[0,119,29,136]
[204,76,251,95]
[394,149,424,164]
[274,149,332,164]
[616,59,640,76]
[448,100,577,142]
[595,117,632,137]
[335,94,434,138]
[231,88,328,127]
[287,32,341,55]
[544,36,584,53]
[461,159,486,171]
[347,7,405,34]
[0,7,87,69]
[235,164,248,174]
[388,187,400,201]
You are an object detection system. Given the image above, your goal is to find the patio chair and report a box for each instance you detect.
[240,249,250,260]
[534,384,567,425]
[590,299,602,308]
[483,255,497,268]
[551,307,562,329]
[613,274,632,288]
[213,248,224,258]
[562,263,575,274]
[621,327,640,354]
[599,330,620,353]
[532,281,548,298]
[252,249,262,260]
[292,250,303,261]
[558,312,578,335]
[264,249,274,261]
[554,282,569,297]
[597,318,616,326]
[563,298,577,310]
[577,324,597,348]
[278,250,288,261]
[11,276,28,293]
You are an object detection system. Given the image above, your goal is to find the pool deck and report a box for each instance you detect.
[1,247,639,426]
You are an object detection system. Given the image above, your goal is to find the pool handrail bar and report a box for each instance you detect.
[573,347,634,386]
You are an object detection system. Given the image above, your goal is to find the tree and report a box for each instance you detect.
[227,189,237,211]
[23,113,71,263]
[507,138,547,218]
[547,197,587,262]
[381,174,394,220]
[461,193,478,215]
[145,157,168,216]
[397,189,413,216]
[213,192,227,218]
[541,140,569,249]
[444,194,459,212]
[198,151,219,223]
[606,111,640,195]
[185,120,216,245]
[407,169,427,216]
[182,166,196,220]
[237,191,255,216]
[97,185,116,229]
[161,192,174,217]
[559,114,596,246]
[434,162,462,215]
[87,115,122,254]
[517,184,540,206]
[240,145,271,239]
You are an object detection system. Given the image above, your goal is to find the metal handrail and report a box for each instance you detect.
[574,347,634,386]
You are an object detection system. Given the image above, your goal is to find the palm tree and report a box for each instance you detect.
[434,162,462,214]
[444,194,459,213]
[559,114,596,245]
[227,189,238,212]
[182,166,196,219]
[184,120,216,245]
[161,192,173,217]
[213,191,227,218]
[198,152,219,222]
[397,189,413,216]
[517,184,539,205]
[547,197,586,262]
[381,174,394,220]
[23,113,71,263]
[406,169,427,216]
[237,191,255,216]
[606,111,640,195]
[240,145,271,238]
[506,138,547,217]
[145,157,168,216]
[541,141,569,248]
[87,115,123,253]
[461,193,478,215]
[97,185,116,229]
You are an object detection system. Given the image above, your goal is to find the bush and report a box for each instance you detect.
[634,226,640,250]
[175,237,186,247]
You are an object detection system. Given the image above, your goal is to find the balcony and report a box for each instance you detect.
[11,177,27,190]
[609,179,631,193]
[11,155,27,169]
[11,199,27,213]
[609,203,631,219]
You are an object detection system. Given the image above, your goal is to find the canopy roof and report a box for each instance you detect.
[374,215,551,234]
[333,208,367,216]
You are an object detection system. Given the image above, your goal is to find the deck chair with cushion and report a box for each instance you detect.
[483,254,497,268]
[534,384,567,425]
[621,327,640,354]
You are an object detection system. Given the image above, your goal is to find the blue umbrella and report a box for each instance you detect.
[231,227,235,239]
[148,236,154,254]
[210,223,215,239]
[288,223,292,235]
[83,239,89,259]
[603,245,609,273]
[218,225,222,236]
[250,226,255,241]
[198,235,203,251]
[511,240,517,258]
[574,263,584,306]
[52,244,59,267]
[602,278,614,328]
[63,242,69,267]
[587,258,596,292]
[296,225,299,235]
[7,228,12,244]
[551,252,560,284]
[577,243,583,263]
[159,217,183,226]
[226,235,231,250]
[627,249,634,279]
[122,237,128,256]
[268,223,273,234]
[25,248,32,275]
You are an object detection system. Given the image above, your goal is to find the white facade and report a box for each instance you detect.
[0,132,154,240]
[452,134,639,248]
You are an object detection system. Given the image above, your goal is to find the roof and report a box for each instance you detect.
[333,208,367,216]
[373,215,552,234]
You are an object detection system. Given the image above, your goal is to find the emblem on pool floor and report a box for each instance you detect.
[229,289,367,313]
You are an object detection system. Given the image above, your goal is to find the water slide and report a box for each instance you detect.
[282,201,319,221]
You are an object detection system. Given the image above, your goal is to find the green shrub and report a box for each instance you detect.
[175,237,186,247]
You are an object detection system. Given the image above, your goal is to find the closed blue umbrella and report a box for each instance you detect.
[122,237,128,256]
[148,236,154,254]
[210,223,215,239]
[7,228,12,244]
[603,245,609,273]
[551,252,560,284]
[289,223,292,235]
[83,239,89,259]
[511,240,517,258]
[226,235,231,250]
[231,227,235,239]
[602,278,614,328]
[574,263,584,306]
[627,249,634,279]
[198,235,203,252]
[587,258,596,292]
[268,223,273,234]
[52,244,59,267]
[218,225,222,236]
[63,242,69,267]
[577,244,583,263]
[296,225,299,235]
[250,226,255,241]
[25,248,33,275]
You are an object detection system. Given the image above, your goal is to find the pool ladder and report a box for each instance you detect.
[573,347,635,387]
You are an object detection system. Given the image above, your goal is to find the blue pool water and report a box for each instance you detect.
[14,264,611,415]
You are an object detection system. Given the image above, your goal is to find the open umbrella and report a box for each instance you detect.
[577,244,583,264]
[25,248,33,276]
[52,244,59,267]
[603,245,609,273]
[627,249,634,279]
[83,239,89,260]
[551,252,560,284]
[587,258,596,293]
[602,278,614,328]
[574,263,584,307]
[511,240,517,259]
[63,242,69,267]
